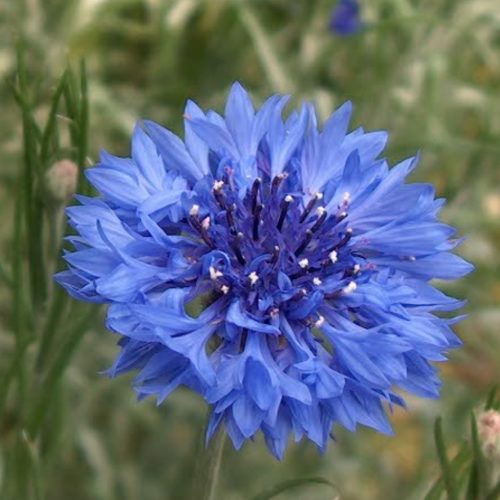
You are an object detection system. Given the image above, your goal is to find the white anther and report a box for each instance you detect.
[189,204,200,216]
[201,216,211,230]
[346,227,353,234]
[339,211,348,218]
[248,271,259,285]
[213,180,224,191]
[313,277,322,286]
[221,285,230,295]
[316,206,326,216]
[315,315,325,328]
[209,266,223,280]
[314,192,323,200]
[342,191,351,203]
[353,264,361,274]
[342,281,357,295]
[329,250,338,264]
[301,288,308,295]
[298,258,309,269]
[408,255,416,261]
[284,194,294,203]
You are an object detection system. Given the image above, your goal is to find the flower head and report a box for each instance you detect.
[330,0,364,36]
[56,83,472,459]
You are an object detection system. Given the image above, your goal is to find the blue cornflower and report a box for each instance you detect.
[330,0,363,36]
[57,83,472,459]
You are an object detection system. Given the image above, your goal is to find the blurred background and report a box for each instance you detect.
[0,1,499,499]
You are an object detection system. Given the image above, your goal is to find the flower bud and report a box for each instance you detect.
[45,159,78,203]
[478,410,500,461]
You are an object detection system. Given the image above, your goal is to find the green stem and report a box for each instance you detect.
[191,423,226,500]
[235,0,293,93]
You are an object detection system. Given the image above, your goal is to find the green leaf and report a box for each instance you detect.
[434,417,459,500]
[466,413,486,500]
[27,305,96,438]
[425,443,470,500]
[252,477,337,500]
[484,386,498,410]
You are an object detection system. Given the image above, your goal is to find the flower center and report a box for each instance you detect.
[186,171,360,320]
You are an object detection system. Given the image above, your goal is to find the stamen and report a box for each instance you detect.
[213,181,225,208]
[299,258,309,269]
[231,232,246,265]
[353,264,361,274]
[329,250,338,264]
[221,285,230,294]
[271,245,280,264]
[295,229,314,256]
[342,192,351,203]
[223,167,236,191]
[335,227,353,249]
[213,180,224,191]
[253,204,263,241]
[314,315,325,328]
[342,281,357,294]
[209,266,223,280]
[189,209,214,248]
[336,211,348,223]
[300,196,318,223]
[310,209,327,233]
[291,288,307,301]
[269,307,280,318]
[271,173,288,194]
[250,178,261,213]
[201,216,211,230]
[277,195,293,231]
[248,271,259,285]
[313,277,322,286]
[226,203,237,235]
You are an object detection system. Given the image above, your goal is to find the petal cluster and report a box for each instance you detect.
[57,83,472,459]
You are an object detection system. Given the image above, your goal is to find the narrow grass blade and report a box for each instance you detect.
[252,477,337,500]
[434,417,459,500]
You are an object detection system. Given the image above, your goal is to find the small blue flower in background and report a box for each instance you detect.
[330,0,363,36]
[56,83,472,459]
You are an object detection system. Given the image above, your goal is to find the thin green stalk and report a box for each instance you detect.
[434,417,459,500]
[15,42,47,309]
[235,0,293,93]
[191,422,226,500]
[40,70,68,166]
[35,287,68,369]
[21,430,44,500]
[77,60,89,193]
[27,307,95,438]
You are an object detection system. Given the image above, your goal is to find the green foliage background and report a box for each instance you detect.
[0,1,499,499]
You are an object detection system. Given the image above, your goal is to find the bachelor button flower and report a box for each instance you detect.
[330,0,363,36]
[56,83,473,459]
